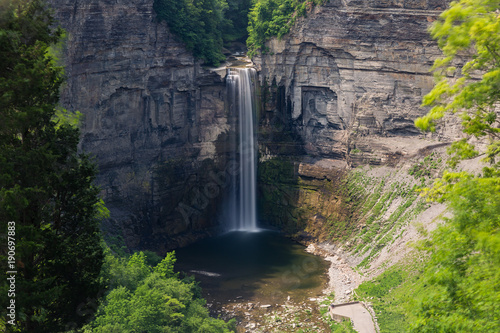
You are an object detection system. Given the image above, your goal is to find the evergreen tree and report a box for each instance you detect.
[0,1,105,331]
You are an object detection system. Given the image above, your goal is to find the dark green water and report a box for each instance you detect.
[175,230,328,307]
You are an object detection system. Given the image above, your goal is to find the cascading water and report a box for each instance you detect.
[226,67,258,231]
[177,69,328,329]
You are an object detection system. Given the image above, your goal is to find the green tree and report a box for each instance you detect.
[411,0,500,331]
[87,251,236,333]
[247,0,326,57]
[0,0,105,331]
[416,0,500,175]
[410,178,500,332]
[154,250,178,278]
[222,0,253,43]
[154,0,229,66]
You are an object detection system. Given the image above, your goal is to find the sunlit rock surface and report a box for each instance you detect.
[255,0,460,232]
[255,0,453,165]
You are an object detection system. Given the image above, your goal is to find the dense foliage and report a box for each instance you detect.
[153,0,228,66]
[416,0,500,175]
[247,0,326,57]
[411,179,500,332]
[85,250,236,333]
[153,0,253,66]
[410,0,500,331]
[153,0,327,63]
[0,0,106,331]
[223,0,253,44]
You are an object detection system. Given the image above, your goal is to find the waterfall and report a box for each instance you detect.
[226,68,258,231]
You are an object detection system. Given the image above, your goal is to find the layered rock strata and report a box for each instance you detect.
[255,0,455,230]
[49,0,234,251]
[255,0,451,166]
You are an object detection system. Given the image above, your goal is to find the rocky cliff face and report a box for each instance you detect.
[255,0,452,166]
[49,0,235,252]
[48,0,458,249]
[255,0,457,231]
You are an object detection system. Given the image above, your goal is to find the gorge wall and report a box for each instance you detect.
[48,0,458,250]
[49,0,235,252]
[256,0,456,233]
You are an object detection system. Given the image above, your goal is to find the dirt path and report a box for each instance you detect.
[330,303,377,333]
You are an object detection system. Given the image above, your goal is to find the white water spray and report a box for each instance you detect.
[226,68,258,231]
